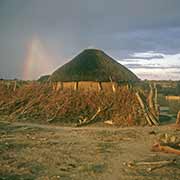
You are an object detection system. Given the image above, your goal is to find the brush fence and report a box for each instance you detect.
[52,81,123,92]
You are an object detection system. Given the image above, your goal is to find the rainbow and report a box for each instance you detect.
[23,37,55,80]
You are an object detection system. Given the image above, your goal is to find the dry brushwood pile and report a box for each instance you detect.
[152,133,180,155]
[0,81,147,126]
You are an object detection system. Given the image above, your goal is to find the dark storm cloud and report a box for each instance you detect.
[0,0,180,79]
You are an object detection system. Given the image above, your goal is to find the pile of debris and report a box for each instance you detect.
[123,133,180,174]
[0,82,147,126]
[152,133,180,155]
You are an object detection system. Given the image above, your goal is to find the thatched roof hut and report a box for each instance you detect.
[50,49,139,82]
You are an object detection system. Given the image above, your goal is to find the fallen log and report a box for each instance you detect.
[152,143,180,155]
[134,159,176,166]
[124,159,176,168]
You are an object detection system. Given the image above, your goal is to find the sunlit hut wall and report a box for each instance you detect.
[51,81,129,92]
[78,81,100,91]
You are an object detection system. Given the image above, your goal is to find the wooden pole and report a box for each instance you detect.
[148,83,154,112]
[148,83,159,122]
[135,92,153,126]
[136,92,159,126]
[13,80,17,92]
[74,82,78,91]
[153,83,159,117]
[176,111,180,125]
[98,82,103,91]
[52,82,56,91]
[109,76,116,93]
[56,82,63,91]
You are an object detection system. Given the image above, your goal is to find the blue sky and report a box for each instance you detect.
[0,0,180,80]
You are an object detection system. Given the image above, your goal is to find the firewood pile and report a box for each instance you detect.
[123,133,180,173]
[152,133,180,155]
[0,82,147,126]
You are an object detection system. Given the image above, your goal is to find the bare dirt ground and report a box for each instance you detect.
[0,119,180,180]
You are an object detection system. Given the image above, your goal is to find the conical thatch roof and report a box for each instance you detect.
[38,75,50,82]
[50,49,139,82]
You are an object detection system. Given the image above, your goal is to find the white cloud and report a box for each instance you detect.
[119,51,180,80]
[132,51,165,58]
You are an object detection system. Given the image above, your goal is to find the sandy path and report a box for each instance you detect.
[0,120,180,180]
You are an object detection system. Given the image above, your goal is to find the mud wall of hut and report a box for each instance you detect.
[52,81,126,92]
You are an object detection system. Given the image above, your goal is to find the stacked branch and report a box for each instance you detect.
[136,92,159,126]
[76,103,113,127]
[148,83,160,120]
[152,133,180,155]
[0,82,147,126]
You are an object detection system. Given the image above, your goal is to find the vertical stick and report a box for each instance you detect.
[61,82,63,90]
[13,81,17,92]
[98,82,103,91]
[176,111,180,125]
[74,82,78,91]
[135,92,153,126]
[109,76,116,93]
